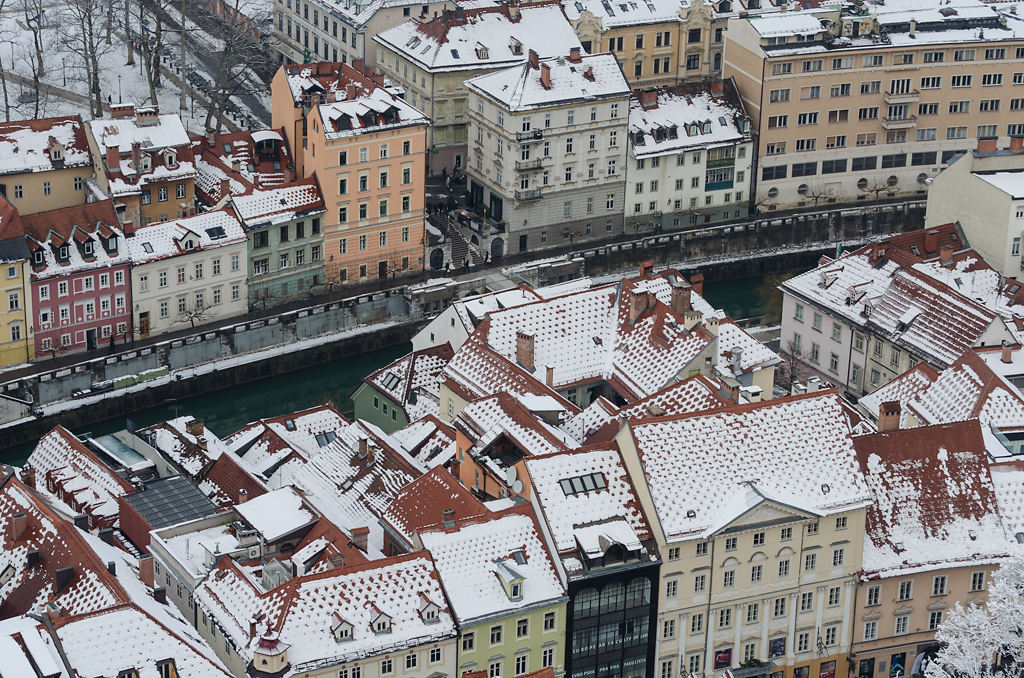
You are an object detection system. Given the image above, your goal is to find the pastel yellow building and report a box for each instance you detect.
[0,197,32,366]
[0,115,94,216]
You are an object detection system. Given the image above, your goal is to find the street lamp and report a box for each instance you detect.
[117,75,122,103]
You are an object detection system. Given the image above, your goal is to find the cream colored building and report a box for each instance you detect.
[924,138,1024,278]
[724,0,1024,211]
[0,115,94,216]
[616,390,873,678]
[374,2,583,174]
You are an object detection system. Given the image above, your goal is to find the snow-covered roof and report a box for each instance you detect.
[306,70,429,140]
[140,416,230,479]
[716,319,781,379]
[973,171,1024,200]
[0,617,64,678]
[235,487,316,541]
[627,390,873,540]
[420,508,565,623]
[629,85,750,159]
[126,210,246,265]
[27,426,136,526]
[854,421,1010,574]
[88,111,191,153]
[525,446,653,563]
[990,460,1024,539]
[365,344,454,422]
[389,414,458,468]
[21,200,129,281]
[374,3,582,73]
[562,0,694,28]
[231,178,326,227]
[467,53,630,111]
[0,115,91,175]
[860,350,1024,432]
[454,393,575,472]
[382,466,487,541]
[748,11,824,38]
[195,552,455,668]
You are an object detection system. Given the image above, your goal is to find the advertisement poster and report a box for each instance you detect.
[890,653,907,678]
[820,660,836,678]
[714,649,733,669]
[859,659,875,678]
[769,637,787,659]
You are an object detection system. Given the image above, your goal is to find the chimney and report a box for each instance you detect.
[346,83,359,100]
[629,290,651,323]
[358,436,369,459]
[730,347,744,369]
[909,18,916,38]
[939,244,954,266]
[139,554,155,588]
[9,512,27,542]
[196,436,208,451]
[670,281,692,315]
[745,385,763,403]
[878,400,902,432]
[54,567,75,594]
[107,561,117,575]
[545,365,554,387]
[703,314,719,336]
[105,143,119,171]
[153,586,167,604]
[977,137,998,154]
[527,49,539,69]
[454,5,464,20]
[568,46,582,63]
[353,59,365,74]
[690,273,704,297]
[924,229,939,255]
[232,159,242,173]
[583,66,595,81]
[219,177,230,198]
[185,418,205,436]
[20,467,35,489]
[109,103,135,119]
[722,377,741,403]
[249,618,258,640]
[640,90,658,110]
[1011,135,1024,153]
[131,142,142,170]
[238,488,249,504]
[683,309,704,331]
[351,526,369,552]
[1002,340,1015,364]
[540,63,552,90]
[206,129,216,147]
[640,259,654,277]
[46,603,63,622]
[442,508,456,527]
[516,331,535,371]
[98,528,114,545]
[73,514,89,530]
[508,2,520,19]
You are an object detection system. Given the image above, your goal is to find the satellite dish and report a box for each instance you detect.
[513,480,524,494]
[505,466,518,485]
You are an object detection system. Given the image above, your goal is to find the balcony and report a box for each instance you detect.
[515,188,542,201]
[705,180,734,191]
[515,130,543,142]
[706,156,735,169]
[515,158,543,171]
[884,89,920,104]
[882,115,918,130]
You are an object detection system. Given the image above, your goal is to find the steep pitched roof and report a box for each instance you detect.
[853,421,1009,574]
[228,405,349,484]
[364,344,454,422]
[382,466,487,542]
[200,451,269,509]
[0,115,91,175]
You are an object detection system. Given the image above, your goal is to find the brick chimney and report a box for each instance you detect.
[131,142,142,170]
[20,467,35,490]
[238,488,249,504]
[527,49,539,69]
[139,553,155,588]
[185,418,205,436]
[640,259,654,277]
[939,244,954,266]
[583,66,595,81]
[1011,135,1024,153]
[540,62,552,90]
[683,309,704,331]
[878,400,902,433]
[690,273,704,297]
[545,365,554,387]
[629,290,651,323]
[346,83,359,100]
[9,512,27,542]
[639,90,658,110]
[516,331,535,370]
[105,143,119,172]
[924,229,939,255]
[358,436,369,459]
[1002,340,1015,364]
[206,129,216,147]
[568,46,582,63]
[98,528,114,545]
[670,281,692,315]
[110,103,135,119]
[219,177,230,198]
[351,526,369,552]
[153,586,167,604]
[196,436,208,451]
[722,377,741,403]
[977,137,998,154]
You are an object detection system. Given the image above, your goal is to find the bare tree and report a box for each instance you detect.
[61,0,115,117]
[200,0,275,131]
[801,184,831,207]
[776,340,807,393]
[17,0,46,78]
[754,192,778,215]
[175,301,214,329]
[136,0,171,103]
[859,177,897,201]
[0,0,13,121]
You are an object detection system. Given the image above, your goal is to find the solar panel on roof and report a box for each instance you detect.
[123,475,217,529]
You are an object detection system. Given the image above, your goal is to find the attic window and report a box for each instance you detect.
[510,582,522,599]
[335,625,351,641]
[184,240,195,251]
[475,43,488,59]
[206,226,227,240]
[83,240,94,256]
[423,607,437,622]
[509,38,523,55]
[381,372,401,390]
[141,155,152,171]
[32,249,43,265]
[558,472,607,496]
[284,418,296,431]
[58,245,69,261]
[165,151,178,168]
[374,618,392,634]
[51,146,63,161]
[450,49,460,59]
[820,483,830,494]
[142,242,154,254]
[0,564,14,586]
[686,509,696,518]
[156,660,178,678]
[315,431,337,447]
[894,542,905,553]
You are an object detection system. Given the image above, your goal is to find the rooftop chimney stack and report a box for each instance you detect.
[54,567,75,595]
[20,467,35,489]
[568,46,582,63]
[545,365,554,387]
[516,331,535,371]
[98,528,114,545]
[640,89,658,109]
[924,229,939,254]
[670,281,693,315]
[9,512,26,542]
[105,143,119,172]
[238,488,249,504]
[878,400,902,432]
[73,514,89,530]
[583,66,595,81]
[131,142,142,170]
[1002,340,1015,364]
[153,586,167,605]
[683,309,704,331]
[629,290,651,324]
[640,259,654,277]
[977,136,998,154]
[540,62,552,89]
[185,418,205,437]
[351,526,370,552]
[528,49,539,69]
[690,273,704,297]
[219,177,230,198]
[139,554,155,588]
[939,244,954,266]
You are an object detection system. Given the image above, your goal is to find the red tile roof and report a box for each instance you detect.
[383,467,487,541]
[21,200,121,245]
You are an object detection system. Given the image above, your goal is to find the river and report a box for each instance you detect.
[3,273,786,465]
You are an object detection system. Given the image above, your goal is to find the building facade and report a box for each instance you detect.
[0,198,32,366]
[0,115,95,216]
[627,81,753,232]
[374,3,583,174]
[272,62,429,283]
[126,210,248,338]
[22,200,131,356]
[466,51,631,255]
[724,0,1024,210]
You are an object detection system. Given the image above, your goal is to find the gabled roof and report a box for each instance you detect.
[198,452,269,509]
[364,344,454,422]
[382,466,487,542]
[0,473,127,618]
[853,421,1009,574]
[195,552,455,668]
[190,129,293,194]
[235,487,316,542]
[228,404,349,483]
[454,392,575,463]
[389,414,457,468]
[21,200,128,279]
[859,349,1024,431]
[126,210,246,265]
[629,82,750,159]
[419,506,565,624]
[0,194,28,261]
[626,390,873,540]
[0,115,91,175]
[140,417,230,479]
[467,52,630,110]
[230,177,326,228]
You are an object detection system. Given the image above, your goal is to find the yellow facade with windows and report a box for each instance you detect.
[0,258,33,366]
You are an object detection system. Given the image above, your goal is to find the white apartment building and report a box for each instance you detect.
[126,210,248,338]
[925,137,1024,278]
[374,2,582,174]
[272,0,452,69]
[627,80,753,232]
[466,50,631,255]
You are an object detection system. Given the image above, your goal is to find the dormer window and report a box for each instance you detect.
[165,151,177,168]
[156,660,178,678]
[419,595,441,624]
[105,234,119,255]
[511,582,522,599]
[83,240,94,257]
[184,240,194,250]
[332,613,354,642]
[50,145,63,161]
[141,155,152,171]
[374,619,391,633]
[32,249,44,265]
[58,245,69,261]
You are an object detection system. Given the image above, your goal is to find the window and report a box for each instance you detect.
[971,571,986,592]
[933,575,948,596]
[882,153,907,168]
[691,613,704,634]
[689,576,701,594]
[723,570,735,587]
[796,138,816,152]
[797,632,810,653]
[773,597,787,617]
[800,85,821,100]
[381,659,393,675]
[719,608,732,628]
[751,564,763,582]
[769,88,790,103]
[800,592,814,612]
[696,541,708,556]
[807,522,819,535]
[542,648,554,668]
[951,74,972,88]
[462,632,475,651]
[828,109,849,123]
[406,654,417,670]
[832,548,845,567]
[863,54,883,67]
[802,59,822,72]
[895,615,909,635]
[921,76,941,89]
[661,660,674,678]
[861,80,881,94]
[831,83,851,97]
[898,580,913,601]
[517,618,528,638]
[863,621,878,641]
[771,62,792,76]
[544,612,556,631]
[158,186,168,202]
[746,602,759,624]
[490,625,502,645]
[797,112,818,126]
[778,560,790,577]
[805,553,817,571]
[663,619,675,640]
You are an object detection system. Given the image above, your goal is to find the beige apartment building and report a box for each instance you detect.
[0,116,94,216]
[617,391,873,678]
[724,0,1024,211]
